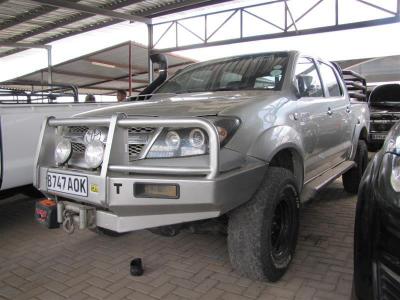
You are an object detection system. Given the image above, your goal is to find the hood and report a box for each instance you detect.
[74,91,282,118]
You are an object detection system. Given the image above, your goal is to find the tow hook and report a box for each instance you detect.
[62,211,76,234]
[57,201,96,234]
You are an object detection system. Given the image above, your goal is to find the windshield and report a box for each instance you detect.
[156,53,289,94]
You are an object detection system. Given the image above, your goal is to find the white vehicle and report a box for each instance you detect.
[0,84,107,194]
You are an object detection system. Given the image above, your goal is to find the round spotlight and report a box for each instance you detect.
[55,138,72,165]
[165,131,181,150]
[85,141,105,169]
[189,128,205,148]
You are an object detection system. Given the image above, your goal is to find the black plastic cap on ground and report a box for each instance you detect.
[130,258,144,276]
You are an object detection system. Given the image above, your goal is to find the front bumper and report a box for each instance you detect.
[37,161,265,232]
[34,115,266,232]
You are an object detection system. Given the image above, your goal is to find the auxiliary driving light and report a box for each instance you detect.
[85,140,105,169]
[55,138,72,164]
[134,183,179,199]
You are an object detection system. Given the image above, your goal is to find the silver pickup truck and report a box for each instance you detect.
[33,51,369,281]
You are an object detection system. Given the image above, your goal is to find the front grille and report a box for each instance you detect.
[71,142,86,153]
[69,126,89,134]
[128,127,157,161]
[377,262,400,300]
[370,122,393,132]
[129,144,145,160]
[128,127,155,134]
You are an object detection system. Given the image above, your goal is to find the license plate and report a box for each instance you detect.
[372,134,387,140]
[47,172,88,197]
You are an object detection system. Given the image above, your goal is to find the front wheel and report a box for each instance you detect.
[343,140,368,194]
[227,167,299,281]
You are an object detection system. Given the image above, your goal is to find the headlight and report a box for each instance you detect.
[85,141,105,168]
[165,131,181,149]
[390,158,400,192]
[146,117,240,158]
[189,129,206,148]
[384,125,400,191]
[55,138,72,165]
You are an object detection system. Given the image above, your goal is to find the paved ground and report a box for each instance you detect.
[0,179,355,300]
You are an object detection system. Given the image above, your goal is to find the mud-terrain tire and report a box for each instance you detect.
[342,140,368,194]
[227,167,299,282]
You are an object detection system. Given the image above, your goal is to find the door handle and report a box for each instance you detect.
[346,106,351,113]
[327,108,332,116]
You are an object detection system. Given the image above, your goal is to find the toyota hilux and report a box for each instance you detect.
[33,51,370,281]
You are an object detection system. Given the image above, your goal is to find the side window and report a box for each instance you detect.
[295,57,323,97]
[318,62,342,97]
[220,71,243,89]
[184,68,213,91]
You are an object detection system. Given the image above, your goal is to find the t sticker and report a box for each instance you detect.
[114,183,122,194]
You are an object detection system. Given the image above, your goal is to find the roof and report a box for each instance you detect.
[0,0,229,58]
[2,41,195,95]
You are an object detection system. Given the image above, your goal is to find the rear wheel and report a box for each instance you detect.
[343,140,368,194]
[227,167,299,281]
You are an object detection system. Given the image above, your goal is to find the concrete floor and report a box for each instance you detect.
[0,179,355,300]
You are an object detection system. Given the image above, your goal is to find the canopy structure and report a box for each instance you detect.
[1,41,195,96]
[0,0,399,90]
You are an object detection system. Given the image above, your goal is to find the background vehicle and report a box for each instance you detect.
[368,83,400,151]
[34,51,369,281]
[353,122,400,300]
[0,83,107,195]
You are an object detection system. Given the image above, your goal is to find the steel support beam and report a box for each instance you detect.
[0,42,52,84]
[150,0,400,54]
[128,42,132,96]
[147,24,154,83]
[30,0,151,24]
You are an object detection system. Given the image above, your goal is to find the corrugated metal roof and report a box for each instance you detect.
[0,0,221,57]
[4,41,195,95]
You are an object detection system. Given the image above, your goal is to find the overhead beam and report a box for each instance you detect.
[151,16,400,54]
[30,0,151,24]
[0,42,50,50]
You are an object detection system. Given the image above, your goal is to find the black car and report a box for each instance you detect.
[368,84,400,151]
[353,122,400,299]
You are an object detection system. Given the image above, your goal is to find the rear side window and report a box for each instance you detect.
[294,57,323,97]
[318,62,342,97]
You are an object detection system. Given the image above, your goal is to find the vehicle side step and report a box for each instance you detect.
[301,161,355,202]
